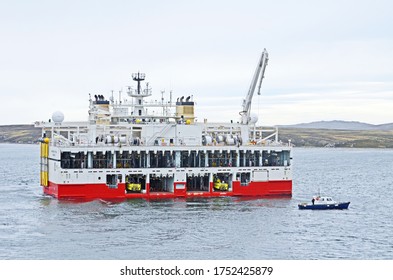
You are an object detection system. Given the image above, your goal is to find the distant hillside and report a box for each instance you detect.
[279,127,393,148]
[0,125,41,144]
[281,120,393,131]
[1,123,392,148]
[375,123,393,130]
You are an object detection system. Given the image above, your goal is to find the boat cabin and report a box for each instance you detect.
[312,196,337,205]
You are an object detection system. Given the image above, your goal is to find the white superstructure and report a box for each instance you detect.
[36,50,293,200]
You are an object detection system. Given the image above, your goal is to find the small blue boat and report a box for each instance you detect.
[298,196,350,210]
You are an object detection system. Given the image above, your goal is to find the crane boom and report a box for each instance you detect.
[240,49,269,124]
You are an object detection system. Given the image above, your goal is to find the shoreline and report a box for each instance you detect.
[1,124,392,148]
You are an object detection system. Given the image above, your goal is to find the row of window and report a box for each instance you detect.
[60,150,290,169]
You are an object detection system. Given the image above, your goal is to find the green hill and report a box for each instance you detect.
[0,125,42,144]
[279,127,393,148]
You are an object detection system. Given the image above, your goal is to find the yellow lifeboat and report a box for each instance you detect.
[126,183,141,192]
[213,178,228,191]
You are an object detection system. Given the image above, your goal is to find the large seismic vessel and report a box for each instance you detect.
[36,50,292,200]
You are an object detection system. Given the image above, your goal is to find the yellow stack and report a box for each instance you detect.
[176,103,195,124]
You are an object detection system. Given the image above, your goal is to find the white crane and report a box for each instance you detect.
[240,49,269,124]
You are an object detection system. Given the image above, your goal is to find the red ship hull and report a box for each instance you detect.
[44,180,292,200]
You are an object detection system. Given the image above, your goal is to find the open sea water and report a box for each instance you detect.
[0,143,392,260]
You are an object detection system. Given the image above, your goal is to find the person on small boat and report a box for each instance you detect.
[312,198,315,205]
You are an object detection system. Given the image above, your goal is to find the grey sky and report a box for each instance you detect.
[1,0,392,125]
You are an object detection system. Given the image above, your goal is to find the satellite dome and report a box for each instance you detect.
[249,113,259,124]
[52,111,65,123]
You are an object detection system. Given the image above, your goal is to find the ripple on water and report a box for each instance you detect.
[1,145,393,259]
